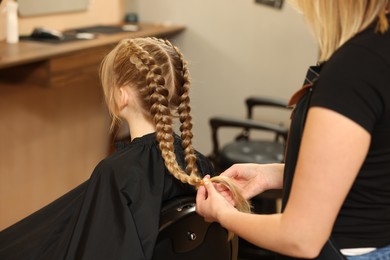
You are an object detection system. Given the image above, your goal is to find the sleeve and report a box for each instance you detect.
[310,44,388,133]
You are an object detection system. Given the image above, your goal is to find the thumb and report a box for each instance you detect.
[203,177,216,195]
[196,185,207,201]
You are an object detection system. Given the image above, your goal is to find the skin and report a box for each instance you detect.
[196,107,370,258]
[115,86,156,141]
[218,163,285,200]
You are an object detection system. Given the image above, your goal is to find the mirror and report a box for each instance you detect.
[18,0,90,17]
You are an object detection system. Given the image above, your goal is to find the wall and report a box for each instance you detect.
[0,0,317,155]
[0,0,318,154]
[135,0,318,155]
[0,0,124,230]
[0,0,123,39]
[0,0,317,228]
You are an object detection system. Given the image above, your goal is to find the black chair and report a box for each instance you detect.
[152,196,238,260]
[209,96,290,173]
[208,96,291,260]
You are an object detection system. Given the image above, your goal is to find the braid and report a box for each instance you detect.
[127,39,201,186]
[159,40,251,211]
[163,40,200,180]
[161,40,252,241]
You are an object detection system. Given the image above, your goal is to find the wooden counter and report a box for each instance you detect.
[0,23,185,86]
[0,23,185,230]
[0,23,185,69]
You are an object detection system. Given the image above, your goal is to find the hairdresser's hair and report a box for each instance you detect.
[99,37,251,219]
[290,0,389,62]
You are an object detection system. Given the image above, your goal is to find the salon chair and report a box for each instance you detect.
[209,96,290,172]
[208,96,291,260]
[152,196,238,260]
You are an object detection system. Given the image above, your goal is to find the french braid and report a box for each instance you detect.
[126,39,201,186]
[158,39,252,222]
[162,39,199,181]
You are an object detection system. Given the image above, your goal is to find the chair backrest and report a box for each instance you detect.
[208,96,291,172]
[243,96,290,141]
[152,196,238,260]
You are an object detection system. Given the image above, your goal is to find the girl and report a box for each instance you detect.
[0,37,249,260]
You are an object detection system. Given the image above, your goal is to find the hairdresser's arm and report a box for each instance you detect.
[221,163,284,200]
[197,107,370,258]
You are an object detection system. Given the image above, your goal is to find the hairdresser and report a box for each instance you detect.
[196,1,390,259]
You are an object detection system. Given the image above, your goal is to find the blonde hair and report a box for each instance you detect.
[290,0,389,61]
[99,38,251,233]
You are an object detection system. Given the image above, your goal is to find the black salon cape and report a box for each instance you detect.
[0,133,215,260]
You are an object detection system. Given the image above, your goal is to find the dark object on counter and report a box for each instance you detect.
[30,27,65,40]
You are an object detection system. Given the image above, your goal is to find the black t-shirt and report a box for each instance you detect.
[310,23,390,248]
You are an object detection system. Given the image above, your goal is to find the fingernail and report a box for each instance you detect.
[203,178,210,185]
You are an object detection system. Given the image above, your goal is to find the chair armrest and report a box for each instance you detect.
[210,116,288,134]
[245,96,290,118]
[246,96,288,108]
[209,116,289,160]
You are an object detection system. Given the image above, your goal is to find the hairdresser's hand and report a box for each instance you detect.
[196,176,236,223]
[222,163,284,200]
[213,181,237,206]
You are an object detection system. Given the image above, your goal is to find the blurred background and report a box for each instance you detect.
[0,0,317,230]
[0,0,317,153]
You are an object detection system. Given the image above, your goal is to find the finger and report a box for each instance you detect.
[196,187,205,215]
[220,165,238,178]
[203,177,216,195]
[219,190,236,206]
[220,167,233,177]
[196,185,207,202]
[203,217,213,223]
[215,183,228,192]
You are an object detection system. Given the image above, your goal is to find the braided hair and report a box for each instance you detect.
[99,38,251,225]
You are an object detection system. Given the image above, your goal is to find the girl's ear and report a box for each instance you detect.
[116,87,129,111]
